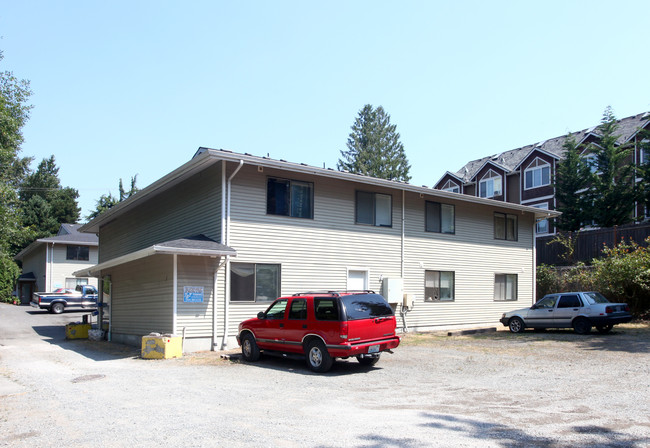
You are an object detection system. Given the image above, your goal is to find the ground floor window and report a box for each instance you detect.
[494,274,517,301]
[230,263,281,302]
[424,270,455,301]
[65,278,88,289]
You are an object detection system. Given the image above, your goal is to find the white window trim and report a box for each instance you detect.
[346,268,369,291]
[479,170,502,198]
[523,158,551,190]
[442,179,460,193]
[531,203,550,234]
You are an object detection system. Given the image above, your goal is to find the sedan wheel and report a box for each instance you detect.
[596,324,614,334]
[508,317,525,333]
[573,318,592,335]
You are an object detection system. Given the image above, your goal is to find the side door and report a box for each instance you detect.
[254,299,288,350]
[525,296,557,328]
[553,294,583,328]
[81,287,98,308]
[281,298,309,353]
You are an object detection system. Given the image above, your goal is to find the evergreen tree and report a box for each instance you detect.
[337,105,411,181]
[19,155,80,238]
[554,136,592,231]
[87,175,139,220]
[588,107,638,227]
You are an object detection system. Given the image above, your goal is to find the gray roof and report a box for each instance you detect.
[453,112,650,183]
[153,235,236,255]
[15,224,98,261]
[73,235,236,278]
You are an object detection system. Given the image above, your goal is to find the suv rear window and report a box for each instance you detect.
[314,298,340,321]
[340,294,394,320]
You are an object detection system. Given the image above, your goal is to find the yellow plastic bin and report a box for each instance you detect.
[66,323,91,339]
[141,334,182,359]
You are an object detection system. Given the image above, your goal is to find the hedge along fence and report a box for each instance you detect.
[537,237,650,317]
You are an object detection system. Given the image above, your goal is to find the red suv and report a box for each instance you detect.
[237,291,400,372]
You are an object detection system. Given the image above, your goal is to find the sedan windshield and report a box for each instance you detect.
[340,294,394,320]
[583,292,610,305]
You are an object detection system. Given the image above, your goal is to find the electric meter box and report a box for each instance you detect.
[381,278,403,304]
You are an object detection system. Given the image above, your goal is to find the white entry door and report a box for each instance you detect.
[347,270,368,291]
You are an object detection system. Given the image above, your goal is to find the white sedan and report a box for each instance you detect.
[500,292,632,334]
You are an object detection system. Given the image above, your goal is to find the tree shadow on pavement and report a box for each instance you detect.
[415,413,649,448]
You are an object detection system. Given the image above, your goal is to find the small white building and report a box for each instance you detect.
[77,149,559,351]
[15,224,98,303]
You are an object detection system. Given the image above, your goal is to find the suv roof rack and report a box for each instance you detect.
[291,290,376,297]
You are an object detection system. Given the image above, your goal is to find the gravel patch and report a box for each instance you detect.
[1,303,649,447]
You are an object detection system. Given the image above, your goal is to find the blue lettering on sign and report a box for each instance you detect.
[183,286,204,303]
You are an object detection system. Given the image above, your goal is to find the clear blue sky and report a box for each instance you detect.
[2,1,649,220]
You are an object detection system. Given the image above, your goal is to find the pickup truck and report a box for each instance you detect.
[31,285,98,314]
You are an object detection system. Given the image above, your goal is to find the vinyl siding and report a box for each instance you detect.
[99,163,223,262]
[219,166,536,336]
[402,195,534,330]
[21,246,47,292]
[108,254,173,336]
[50,245,99,290]
[176,255,219,338]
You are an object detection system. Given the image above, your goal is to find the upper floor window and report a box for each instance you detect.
[479,170,502,198]
[425,201,455,234]
[583,153,598,173]
[531,203,549,234]
[356,191,392,227]
[267,178,314,219]
[494,212,517,241]
[67,245,89,261]
[641,144,650,166]
[442,180,460,193]
[524,158,551,189]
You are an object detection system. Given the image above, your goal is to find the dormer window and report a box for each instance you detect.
[442,179,460,193]
[524,158,551,189]
[479,170,502,198]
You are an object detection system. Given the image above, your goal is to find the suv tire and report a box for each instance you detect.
[357,355,380,367]
[241,333,260,362]
[306,340,333,373]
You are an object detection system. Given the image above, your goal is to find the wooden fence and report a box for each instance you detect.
[536,222,650,266]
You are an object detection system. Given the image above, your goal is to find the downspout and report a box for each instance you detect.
[401,189,405,279]
[221,159,244,350]
[212,257,228,350]
[173,254,178,334]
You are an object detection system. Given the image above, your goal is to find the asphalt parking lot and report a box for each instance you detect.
[1,303,649,447]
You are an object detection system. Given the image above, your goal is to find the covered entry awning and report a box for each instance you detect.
[73,235,236,278]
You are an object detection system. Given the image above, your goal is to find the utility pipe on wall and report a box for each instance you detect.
[221,159,244,350]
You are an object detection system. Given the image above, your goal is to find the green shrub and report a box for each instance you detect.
[0,254,20,302]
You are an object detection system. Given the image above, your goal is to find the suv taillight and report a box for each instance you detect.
[340,321,348,340]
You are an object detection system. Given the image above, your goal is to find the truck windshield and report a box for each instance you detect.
[340,294,394,320]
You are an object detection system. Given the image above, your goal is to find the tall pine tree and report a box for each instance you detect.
[588,107,638,227]
[554,136,592,231]
[337,105,411,181]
